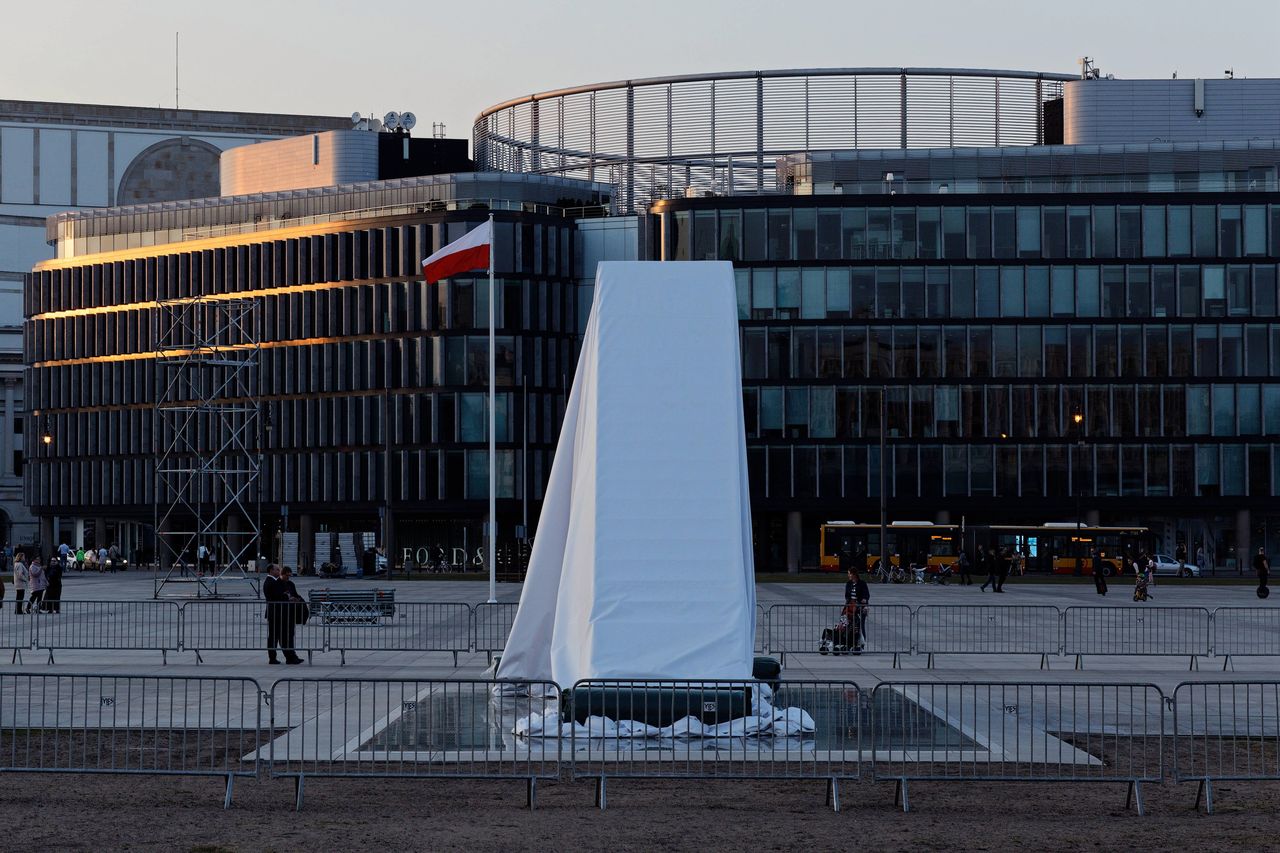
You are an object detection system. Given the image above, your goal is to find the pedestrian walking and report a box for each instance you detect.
[957,549,973,585]
[74,547,85,572]
[108,543,122,571]
[1091,548,1107,596]
[1175,541,1187,575]
[1255,546,1271,598]
[263,564,303,665]
[25,557,48,614]
[980,545,998,591]
[44,555,63,613]
[12,552,27,614]
[99,546,110,574]
[1196,543,1207,574]
[994,547,1011,593]
[85,549,98,572]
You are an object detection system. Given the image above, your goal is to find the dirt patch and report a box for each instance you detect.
[5,770,1280,851]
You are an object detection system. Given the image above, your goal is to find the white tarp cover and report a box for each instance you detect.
[496,261,756,688]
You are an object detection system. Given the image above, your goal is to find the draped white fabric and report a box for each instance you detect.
[496,261,756,688]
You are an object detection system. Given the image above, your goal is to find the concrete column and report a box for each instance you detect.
[1236,508,1251,574]
[92,516,107,550]
[2,383,13,476]
[298,514,314,575]
[384,511,396,576]
[786,511,803,574]
[73,518,85,549]
[38,516,54,561]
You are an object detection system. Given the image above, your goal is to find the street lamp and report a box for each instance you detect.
[1073,407,1085,575]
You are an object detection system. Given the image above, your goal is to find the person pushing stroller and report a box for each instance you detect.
[821,567,870,654]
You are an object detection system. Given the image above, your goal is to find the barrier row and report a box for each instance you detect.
[0,674,1270,815]
[2,601,1278,668]
[0,601,769,666]
[764,604,1280,670]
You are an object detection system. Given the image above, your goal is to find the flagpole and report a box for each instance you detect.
[487,213,497,605]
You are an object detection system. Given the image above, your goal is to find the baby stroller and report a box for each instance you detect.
[819,603,863,655]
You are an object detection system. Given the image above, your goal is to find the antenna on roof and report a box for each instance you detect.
[175,32,179,109]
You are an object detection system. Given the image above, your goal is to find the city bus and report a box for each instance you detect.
[819,521,1153,576]
[819,521,961,573]
[977,523,1154,576]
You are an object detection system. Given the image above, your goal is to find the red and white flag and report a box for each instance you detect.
[421,220,492,284]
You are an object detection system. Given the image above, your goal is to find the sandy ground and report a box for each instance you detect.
[5,771,1280,852]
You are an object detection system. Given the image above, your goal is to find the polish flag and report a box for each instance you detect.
[421,220,492,284]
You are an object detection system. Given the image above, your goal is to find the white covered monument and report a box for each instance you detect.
[497,261,756,688]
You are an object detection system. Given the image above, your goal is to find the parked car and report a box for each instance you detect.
[1151,553,1199,577]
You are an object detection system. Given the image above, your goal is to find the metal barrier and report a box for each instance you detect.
[569,678,861,811]
[870,681,1165,813]
[35,601,181,665]
[756,604,767,654]
[180,601,325,663]
[268,678,561,810]
[1063,606,1211,670]
[1210,608,1280,670]
[472,602,517,664]
[326,602,472,666]
[914,605,1062,669]
[0,673,264,808]
[1172,680,1280,813]
[765,604,912,666]
[0,607,33,663]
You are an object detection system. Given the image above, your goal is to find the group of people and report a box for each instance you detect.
[5,552,63,614]
[952,545,1020,592]
[56,542,123,573]
[263,564,307,665]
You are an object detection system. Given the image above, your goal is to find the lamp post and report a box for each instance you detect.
[879,384,887,575]
[1073,407,1085,576]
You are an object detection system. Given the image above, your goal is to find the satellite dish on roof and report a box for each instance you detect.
[383,111,401,130]
[350,111,363,126]
[400,111,417,131]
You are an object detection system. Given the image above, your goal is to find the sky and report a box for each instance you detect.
[2,0,1277,139]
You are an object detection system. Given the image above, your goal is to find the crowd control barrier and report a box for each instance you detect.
[568,678,861,811]
[180,601,325,662]
[35,601,181,665]
[325,602,472,666]
[472,602,518,664]
[267,678,561,810]
[913,605,1061,669]
[1063,606,1211,670]
[870,681,1165,814]
[0,673,264,808]
[0,607,32,663]
[1209,608,1280,670]
[1172,680,1280,814]
[764,604,912,666]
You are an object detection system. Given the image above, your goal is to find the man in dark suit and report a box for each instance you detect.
[263,565,303,665]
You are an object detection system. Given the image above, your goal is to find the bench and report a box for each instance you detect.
[308,588,396,624]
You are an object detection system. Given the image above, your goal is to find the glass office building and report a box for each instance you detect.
[654,192,1280,569]
[24,173,609,568]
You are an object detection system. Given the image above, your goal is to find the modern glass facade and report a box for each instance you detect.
[656,195,1280,569]
[25,175,609,567]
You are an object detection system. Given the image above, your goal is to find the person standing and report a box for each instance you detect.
[99,545,110,574]
[74,546,85,572]
[1091,548,1107,596]
[844,566,870,652]
[44,555,63,613]
[12,552,27,614]
[1255,546,1271,595]
[108,543,122,572]
[957,549,973,585]
[263,565,303,665]
[1175,541,1187,575]
[1196,543,1207,575]
[25,557,48,614]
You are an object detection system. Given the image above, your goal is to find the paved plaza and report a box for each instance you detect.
[0,571,1273,694]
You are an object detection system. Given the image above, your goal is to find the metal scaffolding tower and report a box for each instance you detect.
[152,297,262,599]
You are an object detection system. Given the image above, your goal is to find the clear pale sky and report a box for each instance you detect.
[3,0,1276,138]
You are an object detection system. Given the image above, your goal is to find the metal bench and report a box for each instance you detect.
[308,588,396,624]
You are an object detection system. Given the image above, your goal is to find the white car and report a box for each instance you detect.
[1150,554,1199,577]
